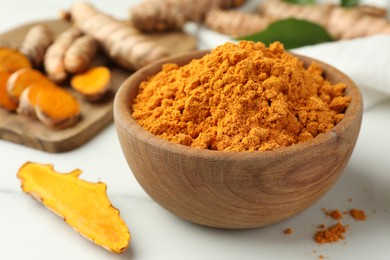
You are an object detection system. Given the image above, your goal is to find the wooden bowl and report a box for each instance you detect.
[113,50,363,229]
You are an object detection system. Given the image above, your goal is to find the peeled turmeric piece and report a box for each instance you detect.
[0,71,18,111]
[6,68,47,102]
[0,47,31,73]
[35,86,81,129]
[71,66,111,101]
[17,162,130,254]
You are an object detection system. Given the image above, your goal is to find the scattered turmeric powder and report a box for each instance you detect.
[323,209,343,221]
[19,25,54,68]
[132,41,351,151]
[70,2,170,71]
[349,208,366,221]
[70,66,111,101]
[17,162,130,254]
[314,222,347,244]
[129,0,246,32]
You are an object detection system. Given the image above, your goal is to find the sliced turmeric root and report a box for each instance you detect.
[71,66,111,101]
[7,68,48,102]
[35,86,81,129]
[0,47,31,73]
[17,79,58,118]
[17,162,131,254]
[0,71,18,111]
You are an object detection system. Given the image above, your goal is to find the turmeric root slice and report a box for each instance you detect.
[7,68,47,102]
[17,162,131,254]
[35,87,81,129]
[0,47,32,73]
[0,71,18,111]
[71,66,111,101]
[17,79,57,118]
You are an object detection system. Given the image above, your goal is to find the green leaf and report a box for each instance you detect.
[283,0,315,5]
[341,0,360,7]
[236,18,333,50]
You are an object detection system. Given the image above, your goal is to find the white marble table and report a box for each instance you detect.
[1,1,390,259]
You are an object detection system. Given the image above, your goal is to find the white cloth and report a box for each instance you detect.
[293,35,390,110]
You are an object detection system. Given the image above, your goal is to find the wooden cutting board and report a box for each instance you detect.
[0,20,197,153]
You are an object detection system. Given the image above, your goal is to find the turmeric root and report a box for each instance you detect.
[70,2,170,71]
[64,35,99,74]
[6,68,47,102]
[259,0,390,40]
[44,28,82,84]
[0,71,18,111]
[129,0,246,32]
[71,66,110,101]
[357,5,387,18]
[327,7,390,39]
[35,87,81,129]
[0,47,31,73]
[17,162,130,254]
[19,25,54,68]
[205,9,272,37]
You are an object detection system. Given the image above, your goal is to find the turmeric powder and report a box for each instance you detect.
[132,41,351,151]
[349,208,366,221]
[314,222,347,244]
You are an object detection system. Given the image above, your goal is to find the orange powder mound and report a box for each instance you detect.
[349,208,366,221]
[132,41,351,151]
[314,222,347,244]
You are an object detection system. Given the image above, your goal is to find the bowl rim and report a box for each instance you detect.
[114,49,363,160]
